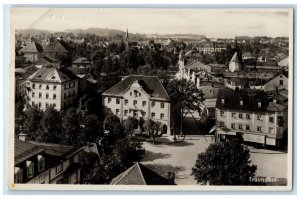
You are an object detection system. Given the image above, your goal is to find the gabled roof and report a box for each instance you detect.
[110,163,171,185]
[19,40,44,53]
[27,66,78,83]
[230,52,240,63]
[15,139,45,165]
[185,60,211,71]
[103,75,170,100]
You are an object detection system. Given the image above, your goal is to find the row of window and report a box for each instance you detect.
[64,90,76,99]
[110,108,165,119]
[32,84,57,90]
[220,111,274,123]
[32,101,56,108]
[15,155,45,183]
[219,122,274,133]
[108,98,165,108]
[32,92,57,99]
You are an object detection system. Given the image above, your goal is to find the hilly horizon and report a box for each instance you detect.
[16,27,209,40]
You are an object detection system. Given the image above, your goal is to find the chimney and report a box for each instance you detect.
[168,172,176,185]
[18,133,27,142]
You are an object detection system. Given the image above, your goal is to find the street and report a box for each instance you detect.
[141,136,288,185]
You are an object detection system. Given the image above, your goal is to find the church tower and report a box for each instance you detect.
[229,52,241,72]
[178,50,185,79]
[229,37,241,72]
[125,28,129,50]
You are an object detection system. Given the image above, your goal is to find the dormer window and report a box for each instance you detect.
[221,97,225,105]
[14,167,23,183]
[26,160,34,178]
[37,75,42,78]
[240,99,243,106]
[37,155,45,172]
[258,101,261,108]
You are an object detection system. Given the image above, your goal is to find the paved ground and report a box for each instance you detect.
[141,136,288,185]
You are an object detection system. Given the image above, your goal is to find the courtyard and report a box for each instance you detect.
[141,136,288,185]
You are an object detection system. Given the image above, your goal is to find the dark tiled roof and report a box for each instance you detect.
[216,89,269,112]
[15,139,45,165]
[110,163,171,185]
[103,75,170,100]
[27,66,78,83]
[27,141,75,157]
[43,41,68,53]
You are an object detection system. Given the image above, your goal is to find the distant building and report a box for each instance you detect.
[197,42,226,54]
[14,137,84,184]
[229,52,241,72]
[26,65,79,110]
[32,56,61,69]
[264,74,288,92]
[215,89,288,147]
[110,162,174,185]
[102,75,171,135]
[278,57,289,68]
[19,40,44,62]
[72,57,91,69]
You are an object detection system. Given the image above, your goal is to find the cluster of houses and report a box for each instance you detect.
[14,31,289,185]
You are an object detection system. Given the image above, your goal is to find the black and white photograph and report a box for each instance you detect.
[8,6,294,191]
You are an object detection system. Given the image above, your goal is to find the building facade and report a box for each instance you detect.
[27,65,79,110]
[102,75,171,135]
[14,137,84,184]
[215,89,288,147]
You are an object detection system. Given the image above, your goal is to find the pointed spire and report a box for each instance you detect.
[126,28,129,40]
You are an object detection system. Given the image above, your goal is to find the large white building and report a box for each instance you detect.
[27,65,79,110]
[215,89,288,147]
[102,75,171,135]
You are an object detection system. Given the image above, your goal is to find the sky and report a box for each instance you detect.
[10,8,292,38]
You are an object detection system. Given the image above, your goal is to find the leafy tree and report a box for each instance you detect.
[22,105,43,140]
[166,79,205,134]
[37,106,62,143]
[192,140,257,185]
[143,119,162,144]
[15,96,26,136]
[123,116,139,136]
[81,114,102,142]
[62,107,81,146]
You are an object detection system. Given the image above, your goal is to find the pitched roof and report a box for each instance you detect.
[20,40,44,53]
[110,163,171,185]
[43,40,68,53]
[15,139,45,165]
[230,52,240,63]
[27,141,75,157]
[103,75,170,100]
[72,57,91,64]
[216,89,269,112]
[27,66,78,83]
[185,60,211,71]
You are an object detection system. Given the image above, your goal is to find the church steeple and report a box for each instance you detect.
[126,28,129,41]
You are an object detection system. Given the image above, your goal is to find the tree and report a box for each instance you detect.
[62,107,81,146]
[166,79,205,134]
[192,140,257,185]
[22,105,43,140]
[37,106,62,143]
[143,119,162,144]
[123,116,139,137]
[81,114,102,143]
